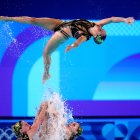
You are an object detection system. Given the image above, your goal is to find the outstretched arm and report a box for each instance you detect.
[0,16,62,30]
[33,102,48,123]
[27,102,48,139]
[65,35,87,53]
[96,17,135,26]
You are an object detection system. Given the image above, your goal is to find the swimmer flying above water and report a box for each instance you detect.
[0,16,135,83]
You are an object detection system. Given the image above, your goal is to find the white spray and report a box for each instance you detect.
[33,92,74,140]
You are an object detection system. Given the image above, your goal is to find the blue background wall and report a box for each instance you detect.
[0,20,140,117]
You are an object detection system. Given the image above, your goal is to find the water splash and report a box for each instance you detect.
[3,22,17,43]
[33,92,74,140]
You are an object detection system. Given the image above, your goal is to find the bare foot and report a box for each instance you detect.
[0,16,9,21]
[42,72,51,84]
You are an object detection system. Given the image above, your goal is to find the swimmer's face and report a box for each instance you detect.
[69,122,80,135]
[94,25,106,37]
[90,25,106,37]
[91,25,106,44]
[20,121,31,133]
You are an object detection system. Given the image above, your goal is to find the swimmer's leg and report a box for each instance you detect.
[0,16,63,30]
[42,32,67,83]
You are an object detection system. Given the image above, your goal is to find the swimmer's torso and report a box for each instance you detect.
[54,19,95,40]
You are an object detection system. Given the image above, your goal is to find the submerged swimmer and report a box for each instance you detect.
[0,16,135,83]
[12,94,82,140]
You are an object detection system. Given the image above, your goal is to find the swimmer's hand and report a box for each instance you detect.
[125,17,135,24]
[40,102,48,108]
[65,44,77,53]
[65,37,86,53]
[65,45,73,53]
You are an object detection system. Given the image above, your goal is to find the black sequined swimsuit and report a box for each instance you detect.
[54,19,95,40]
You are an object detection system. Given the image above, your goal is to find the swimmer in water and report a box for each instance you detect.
[0,16,135,83]
[12,94,82,140]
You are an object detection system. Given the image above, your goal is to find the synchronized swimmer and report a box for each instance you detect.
[0,16,134,83]
[12,93,82,140]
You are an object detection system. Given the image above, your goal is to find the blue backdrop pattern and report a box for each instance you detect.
[0,20,140,116]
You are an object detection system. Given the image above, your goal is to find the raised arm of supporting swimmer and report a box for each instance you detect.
[33,102,48,123]
[27,102,48,139]
[65,35,87,53]
[96,17,135,26]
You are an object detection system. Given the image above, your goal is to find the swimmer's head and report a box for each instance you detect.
[94,33,106,44]
[90,24,106,44]
[12,121,30,140]
[68,122,83,139]
[77,126,83,136]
